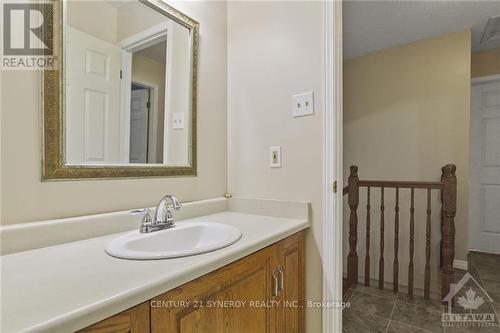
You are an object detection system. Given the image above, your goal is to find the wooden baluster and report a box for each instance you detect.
[408,188,415,298]
[347,166,359,286]
[441,165,456,302]
[365,187,371,286]
[424,188,432,300]
[379,187,385,290]
[393,187,399,293]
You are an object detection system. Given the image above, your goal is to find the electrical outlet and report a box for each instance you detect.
[292,92,314,117]
[172,113,185,129]
[270,146,281,168]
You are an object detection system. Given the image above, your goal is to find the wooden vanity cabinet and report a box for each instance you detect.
[78,302,150,333]
[81,231,304,333]
[151,245,276,333]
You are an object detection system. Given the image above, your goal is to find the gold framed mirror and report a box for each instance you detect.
[42,0,198,180]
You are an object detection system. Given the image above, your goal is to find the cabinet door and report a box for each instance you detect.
[275,231,305,333]
[79,302,150,333]
[151,247,276,333]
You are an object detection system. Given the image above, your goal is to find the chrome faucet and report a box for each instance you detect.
[131,195,182,233]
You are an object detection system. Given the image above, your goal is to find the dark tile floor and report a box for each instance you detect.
[343,252,500,332]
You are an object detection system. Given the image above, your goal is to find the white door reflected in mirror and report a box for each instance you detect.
[64,0,192,166]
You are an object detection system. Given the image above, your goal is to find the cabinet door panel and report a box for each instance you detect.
[275,231,305,333]
[151,247,275,333]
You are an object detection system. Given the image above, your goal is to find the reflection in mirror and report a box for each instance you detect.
[64,0,192,166]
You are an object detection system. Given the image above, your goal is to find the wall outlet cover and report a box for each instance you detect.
[292,91,314,118]
[270,146,282,168]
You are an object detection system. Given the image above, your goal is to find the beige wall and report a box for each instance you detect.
[165,23,191,165]
[117,1,167,42]
[227,1,323,331]
[131,53,166,162]
[343,31,471,292]
[66,1,118,44]
[471,47,500,78]
[0,1,227,224]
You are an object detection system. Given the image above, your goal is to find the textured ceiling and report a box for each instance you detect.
[343,1,500,59]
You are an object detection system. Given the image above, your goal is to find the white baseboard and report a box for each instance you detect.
[453,259,468,270]
[344,260,469,278]
[469,248,500,255]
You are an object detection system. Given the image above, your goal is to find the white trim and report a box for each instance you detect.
[119,22,169,52]
[471,74,500,85]
[120,51,132,162]
[322,1,343,333]
[469,248,500,255]
[163,21,174,163]
[453,259,468,271]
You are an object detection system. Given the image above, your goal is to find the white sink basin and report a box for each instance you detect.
[105,222,242,260]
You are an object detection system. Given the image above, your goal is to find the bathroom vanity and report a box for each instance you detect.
[81,231,304,333]
[0,1,311,331]
[1,198,309,332]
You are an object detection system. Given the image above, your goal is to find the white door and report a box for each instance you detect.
[65,27,122,164]
[129,89,150,163]
[470,78,500,254]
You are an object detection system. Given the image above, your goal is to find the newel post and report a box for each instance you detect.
[441,164,456,301]
[347,166,359,286]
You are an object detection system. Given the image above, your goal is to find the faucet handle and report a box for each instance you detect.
[131,208,150,215]
[131,208,153,228]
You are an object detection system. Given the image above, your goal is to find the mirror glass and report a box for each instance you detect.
[64,0,193,166]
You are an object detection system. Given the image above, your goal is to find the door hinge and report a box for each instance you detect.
[333,181,337,193]
[146,102,151,108]
[120,70,122,79]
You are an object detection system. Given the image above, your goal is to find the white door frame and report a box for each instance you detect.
[469,73,500,254]
[323,1,343,332]
[119,21,172,163]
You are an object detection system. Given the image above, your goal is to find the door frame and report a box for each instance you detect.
[119,21,173,163]
[469,74,500,254]
[323,1,343,332]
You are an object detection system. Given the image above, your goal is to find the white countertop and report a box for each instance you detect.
[1,211,308,333]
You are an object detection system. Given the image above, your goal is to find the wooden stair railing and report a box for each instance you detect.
[343,165,457,301]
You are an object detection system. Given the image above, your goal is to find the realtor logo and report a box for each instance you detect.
[1,2,57,69]
[442,272,497,329]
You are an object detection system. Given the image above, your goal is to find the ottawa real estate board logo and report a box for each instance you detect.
[1,1,57,70]
[442,272,498,329]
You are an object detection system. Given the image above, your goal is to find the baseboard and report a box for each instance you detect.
[453,259,468,270]
[341,273,440,299]
[469,249,500,256]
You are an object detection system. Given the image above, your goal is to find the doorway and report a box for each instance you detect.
[469,75,500,254]
[129,83,153,163]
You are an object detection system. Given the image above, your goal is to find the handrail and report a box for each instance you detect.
[358,180,443,189]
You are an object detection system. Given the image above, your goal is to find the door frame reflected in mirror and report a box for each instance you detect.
[42,0,198,180]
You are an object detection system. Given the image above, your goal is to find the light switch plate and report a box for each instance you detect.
[172,113,185,129]
[292,92,314,117]
[270,146,282,168]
